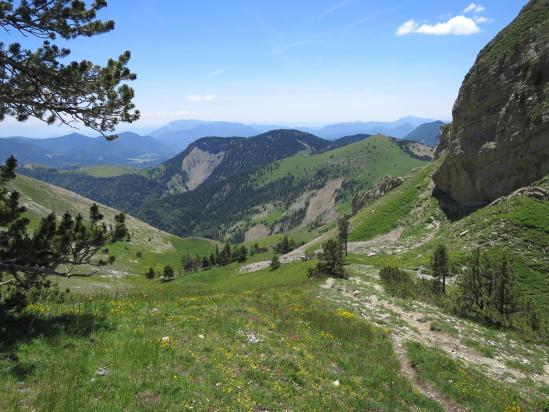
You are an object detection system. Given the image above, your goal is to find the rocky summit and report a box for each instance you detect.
[434,0,549,205]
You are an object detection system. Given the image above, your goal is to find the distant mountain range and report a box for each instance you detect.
[0,132,174,168]
[0,117,441,168]
[150,116,438,152]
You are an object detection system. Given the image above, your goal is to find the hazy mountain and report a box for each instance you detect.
[0,132,173,168]
[148,117,435,152]
[403,121,446,147]
[150,120,268,152]
[309,117,435,140]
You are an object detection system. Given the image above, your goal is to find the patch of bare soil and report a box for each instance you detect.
[239,255,307,273]
[180,147,225,191]
[404,142,435,159]
[301,178,343,226]
[244,224,270,242]
[347,226,404,255]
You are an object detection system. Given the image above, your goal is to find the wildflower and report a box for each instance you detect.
[160,336,173,348]
[335,309,356,319]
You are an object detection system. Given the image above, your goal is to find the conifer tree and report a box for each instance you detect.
[0,0,139,139]
[0,158,127,308]
[338,214,350,256]
[308,239,346,279]
[145,267,156,280]
[431,244,450,294]
[162,265,175,281]
[270,254,281,270]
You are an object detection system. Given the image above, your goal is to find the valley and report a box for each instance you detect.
[0,0,548,411]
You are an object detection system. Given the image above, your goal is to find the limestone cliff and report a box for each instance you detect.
[433,0,549,205]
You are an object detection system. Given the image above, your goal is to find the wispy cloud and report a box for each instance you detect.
[211,66,232,75]
[308,0,351,22]
[396,15,483,36]
[185,94,217,102]
[463,3,485,13]
[343,0,417,31]
[265,39,309,56]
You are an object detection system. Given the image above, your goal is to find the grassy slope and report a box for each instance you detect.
[406,341,547,411]
[9,175,218,286]
[349,161,549,308]
[76,165,137,177]
[349,161,439,241]
[1,164,545,410]
[0,261,443,411]
[253,135,427,214]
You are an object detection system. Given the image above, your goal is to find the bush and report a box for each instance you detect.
[308,239,346,279]
[161,265,175,282]
[145,268,156,280]
[270,254,281,270]
[379,266,415,299]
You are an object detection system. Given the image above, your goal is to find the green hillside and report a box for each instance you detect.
[21,133,429,242]
[347,162,549,312]
[1,173,546,411]
[9,175,218,290]
[76,165,138,177]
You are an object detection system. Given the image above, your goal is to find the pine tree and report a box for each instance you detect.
[237,245,248,263]
[493,253,518,320]
[457,249,522,326]
[145,268,156,280]
[338,214,350,256]
[0,158,127,309]
[0,0,139,139]
[270,254,281,270]
[431,244,450,294]
[308,239,346,279]
[162,265,175,282]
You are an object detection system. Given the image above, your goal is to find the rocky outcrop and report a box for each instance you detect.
[352,176,405,214]
[433,0,549,205]
[490,185,549,206]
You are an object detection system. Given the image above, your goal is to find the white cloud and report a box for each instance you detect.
[185,94,217,102]
[473,16,489,23]
[396,19,418,35]
[463,3,485,13]
[396,15,481,36]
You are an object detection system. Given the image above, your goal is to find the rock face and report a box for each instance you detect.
[433,0,549,205]
[352,176,405,214]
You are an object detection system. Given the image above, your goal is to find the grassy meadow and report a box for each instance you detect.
[1,261,443,411]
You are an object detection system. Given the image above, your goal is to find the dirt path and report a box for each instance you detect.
[392,335,466,412]
[320,265,549,390]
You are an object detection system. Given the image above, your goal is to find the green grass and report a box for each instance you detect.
[406,341,548,412]
[349,162,437,241]
[253,135,426,189]
[0,262,442,411]
[76,165,137,177]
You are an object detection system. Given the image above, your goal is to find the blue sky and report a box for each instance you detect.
[2,0,528,136]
